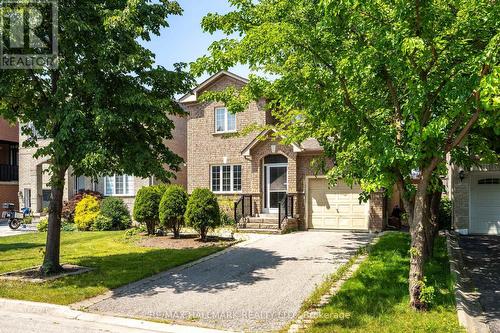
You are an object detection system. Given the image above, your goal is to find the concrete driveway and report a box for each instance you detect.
[459,236,500,333]
[87,231,373,332]
[0,219,37,237]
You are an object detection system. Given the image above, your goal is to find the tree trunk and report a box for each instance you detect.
[409,186,428,310]
[41,166,67,274]
[409,170,437,310]
[173,219,180,238]
[146,220,155,235]
[424,190,442,259]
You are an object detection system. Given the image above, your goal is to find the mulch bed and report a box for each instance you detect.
[138,234,238,249]
[0,264,93,283]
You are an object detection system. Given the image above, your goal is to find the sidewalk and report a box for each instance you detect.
[0,298,231,333]
[0,219,37,237]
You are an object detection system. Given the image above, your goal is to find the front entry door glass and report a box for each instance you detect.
[266,165,287,212]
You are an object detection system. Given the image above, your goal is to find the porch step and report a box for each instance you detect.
[256,213,278,219]
[243,222,279,230]
[246,217,279,224]
[237,228,282,235]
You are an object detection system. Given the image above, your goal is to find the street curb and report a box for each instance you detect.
[70,234,268,310]
[446,231,491,333]
[0,298,229,333]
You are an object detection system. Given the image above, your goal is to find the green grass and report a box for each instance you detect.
[0,231,224,305]
[306,232,462,333]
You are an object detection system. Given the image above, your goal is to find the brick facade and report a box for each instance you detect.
[18,115,187,214]
[449,163,500,233]
[182,74,270,194]
[181,72,386,232]
[0,118,19,209]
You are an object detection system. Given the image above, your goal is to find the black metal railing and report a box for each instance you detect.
[234,194,254,223]
[0,164,18,181]
[278,194,295,229]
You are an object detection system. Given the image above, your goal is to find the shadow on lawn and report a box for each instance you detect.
[48,247,226,292]
[0,242,45,252]
[311,232,456,330]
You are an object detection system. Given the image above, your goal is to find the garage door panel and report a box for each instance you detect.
[470,177,500,235]
[308,178,368,230]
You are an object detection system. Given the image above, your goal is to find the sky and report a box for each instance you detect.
[142,0,251,83]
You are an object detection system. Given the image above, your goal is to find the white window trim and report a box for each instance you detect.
[214,107,237,133]
[211,165,242,194]
[104,175,135,197]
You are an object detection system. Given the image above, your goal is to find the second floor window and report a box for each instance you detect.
[215,107,236,133]
[104,175,134,196]
[211,165,242,193]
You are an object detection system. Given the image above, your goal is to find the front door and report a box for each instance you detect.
[264,164,288,213]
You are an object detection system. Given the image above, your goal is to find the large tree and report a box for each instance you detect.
[0,0,193,273]
[192,0,499,309]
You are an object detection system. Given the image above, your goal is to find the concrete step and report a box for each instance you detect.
[237,228,281,235]
[247,217,279,224]
[244,222,279,229]
[256,213,278,218]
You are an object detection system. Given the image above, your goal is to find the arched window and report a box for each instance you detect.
[264,154,287,164]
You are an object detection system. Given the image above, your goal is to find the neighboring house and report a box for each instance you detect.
[179,71,385,232]
[18,115,187,214]
[0,118,19,210]
[448,163,500,235]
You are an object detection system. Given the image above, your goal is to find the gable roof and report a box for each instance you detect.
[178,70,249,104]
[241,129,322,157]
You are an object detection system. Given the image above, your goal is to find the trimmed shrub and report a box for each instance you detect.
[62,190,103,222]
[220,211,236,226]
[438,196,452,230]
[100,197,132,230]
[74,195,101,231]
[61,221,76,232]
[37,217,48,232]
[92,214,114,231]
[133,185,165,235]
[185,188,221,241]
[159,185,188,238]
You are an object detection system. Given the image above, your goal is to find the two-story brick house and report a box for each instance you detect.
[180,71,385,232]
[0,118,19,211]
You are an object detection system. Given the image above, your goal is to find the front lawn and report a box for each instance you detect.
[306,232,462,333]
[0,231,225,304]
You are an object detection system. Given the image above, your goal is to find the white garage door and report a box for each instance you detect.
[470,175,500,235]
[308,178,368,230]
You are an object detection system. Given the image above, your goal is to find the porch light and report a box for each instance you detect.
[459,169,465,182]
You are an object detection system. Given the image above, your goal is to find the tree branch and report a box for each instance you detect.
[381,67,402,144]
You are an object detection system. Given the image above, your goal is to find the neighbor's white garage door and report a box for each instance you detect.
[307,178,368,230]
[470,175,500,235]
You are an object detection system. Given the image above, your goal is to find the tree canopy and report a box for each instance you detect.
[0,0,193,272]
[193,0,499,308]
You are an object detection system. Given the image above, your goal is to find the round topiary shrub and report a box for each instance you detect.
[100,197,132,230]
[159,185,188,238]
[74,195,101,231]
[62,190,103,222]
[133,185,164,235]
[185,188,221,241]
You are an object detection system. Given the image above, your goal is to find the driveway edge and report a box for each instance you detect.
[446,231,491,333]
[0,298,229,333]
[287,232,382,333]
[70,234,267,310]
